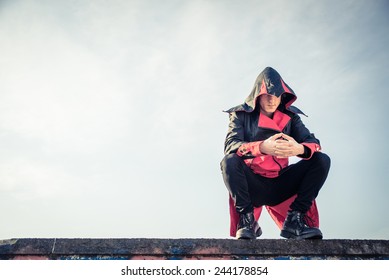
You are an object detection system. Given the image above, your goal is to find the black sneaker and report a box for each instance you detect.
[236,212,262,239]
[280,210,323,240]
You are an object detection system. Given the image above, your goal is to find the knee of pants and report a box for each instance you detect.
[312,152,331,172]
[220,153,243,173]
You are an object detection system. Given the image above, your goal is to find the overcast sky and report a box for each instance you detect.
[1,0,388,240]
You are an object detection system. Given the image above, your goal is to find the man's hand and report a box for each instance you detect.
[259,133,304,158]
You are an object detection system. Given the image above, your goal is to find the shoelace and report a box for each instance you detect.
[303,214,316,228]
[239,213,254,229]
[294,212,313,229]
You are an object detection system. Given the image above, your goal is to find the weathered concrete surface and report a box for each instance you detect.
[1,238,388,260]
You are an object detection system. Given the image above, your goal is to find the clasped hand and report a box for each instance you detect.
[260,133,304,158]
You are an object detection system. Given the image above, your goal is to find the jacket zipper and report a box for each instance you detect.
[272,156,283,171]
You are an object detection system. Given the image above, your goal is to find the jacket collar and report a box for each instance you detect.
[258,110,291,131]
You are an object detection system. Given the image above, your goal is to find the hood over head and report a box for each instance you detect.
[225,67,305,115]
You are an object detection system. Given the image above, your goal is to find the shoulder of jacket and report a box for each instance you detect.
[224,103,253,114]
[287,105,307,117]
[228,110,248,121]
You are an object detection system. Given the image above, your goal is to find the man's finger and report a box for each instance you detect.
[279,134,295,142]
[269,133,284,140]
[275,144,291,150]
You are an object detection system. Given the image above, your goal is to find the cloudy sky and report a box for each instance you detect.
[0,0,388,240]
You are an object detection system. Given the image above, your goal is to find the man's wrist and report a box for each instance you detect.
[258,141,267,155]
[298,144,305,155]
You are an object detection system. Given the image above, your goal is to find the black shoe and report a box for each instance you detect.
[236,212,262,240]
[280,210,323,240]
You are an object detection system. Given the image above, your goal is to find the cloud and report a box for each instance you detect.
[0,0,388,239]
[0,158,86,200]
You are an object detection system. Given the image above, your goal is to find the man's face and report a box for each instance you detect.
[258,94,281,117]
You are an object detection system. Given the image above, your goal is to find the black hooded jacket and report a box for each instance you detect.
[223,67,321,178]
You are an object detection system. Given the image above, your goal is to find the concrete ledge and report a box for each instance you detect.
[1,238,388,260]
